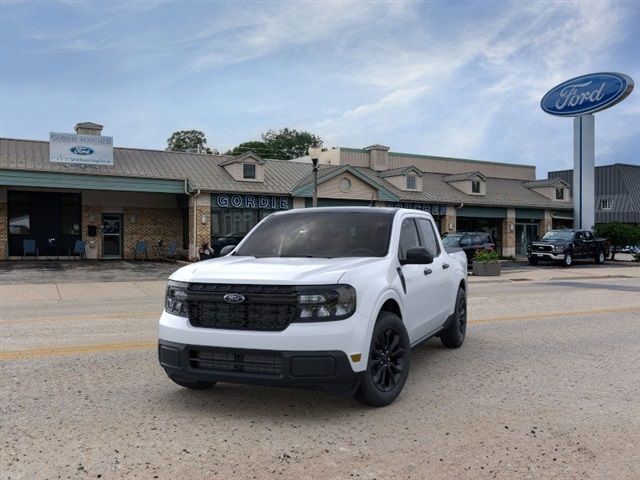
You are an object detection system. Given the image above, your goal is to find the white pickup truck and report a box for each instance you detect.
[159,207,468,406]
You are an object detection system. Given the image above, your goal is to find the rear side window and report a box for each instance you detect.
[472,235,482,245]
[416,218,440,256]
[398,218,421,260]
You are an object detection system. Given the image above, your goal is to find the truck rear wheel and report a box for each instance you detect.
[355,312,410,407]
[440,287,467,348]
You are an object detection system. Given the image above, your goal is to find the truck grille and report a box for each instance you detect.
[533,244,553,252]
[186,284,297,331]
[189,348,283,376]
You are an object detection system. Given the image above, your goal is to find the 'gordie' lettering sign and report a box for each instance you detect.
[214,193,290,210]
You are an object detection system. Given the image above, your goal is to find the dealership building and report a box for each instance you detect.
[0,122,574,261]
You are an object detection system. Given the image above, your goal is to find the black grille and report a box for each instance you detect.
[533,244,553,252]
[187,284,297,331]
[189,348,283,376]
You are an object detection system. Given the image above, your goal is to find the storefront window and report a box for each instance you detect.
[60,195,81,235]
[9,204,30,234]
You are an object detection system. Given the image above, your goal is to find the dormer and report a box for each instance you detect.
[523,178,570,201]
[443,171,487,195]
[364,144,390,171]
[378,166,423,191]
[219,151,265,182]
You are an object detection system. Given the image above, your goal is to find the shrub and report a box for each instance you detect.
[474,250,500,263]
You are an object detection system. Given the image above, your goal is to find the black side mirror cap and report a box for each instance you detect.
[401,247,434,265]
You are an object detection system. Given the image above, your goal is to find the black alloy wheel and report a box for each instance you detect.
[354,312,410,407]
[370,327,407,393]
[563,253,573,267]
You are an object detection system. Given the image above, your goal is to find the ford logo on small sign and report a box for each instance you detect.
[223,293,246,304]
[541,72,634,117]
[70,146,95,155]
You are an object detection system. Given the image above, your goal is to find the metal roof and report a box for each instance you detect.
[523,178,567,188]
[1,137,572,209]
[443,171,487,182]
[0,138,311,195]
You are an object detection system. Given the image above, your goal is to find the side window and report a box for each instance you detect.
[416,218,441,256]
[472,235,483,245]
[460,236,472,247]
[575,232,583,241]
[398,218,421,260]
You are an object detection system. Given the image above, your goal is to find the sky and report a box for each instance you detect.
[1,0,638,177]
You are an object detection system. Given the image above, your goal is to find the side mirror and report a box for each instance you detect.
[219,245,236,256]
[401,247,434,265]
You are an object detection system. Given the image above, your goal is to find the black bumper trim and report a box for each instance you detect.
[158,340,362,395]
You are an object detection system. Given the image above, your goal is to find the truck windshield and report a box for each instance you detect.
[542,231,574,241]
[235,211,393,258]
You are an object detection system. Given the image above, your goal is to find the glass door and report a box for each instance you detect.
[102,214,122,259]
[516,223,539,257]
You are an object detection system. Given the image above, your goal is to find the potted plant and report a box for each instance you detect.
[472,249,501,276]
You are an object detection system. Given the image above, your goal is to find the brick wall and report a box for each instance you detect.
[501,208,516,257]
[188,194,211,260]
[122,207,183,260]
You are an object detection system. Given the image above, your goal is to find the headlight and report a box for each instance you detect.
[165,280,189,317]
[555,245,565,252]
[295,285,356,322]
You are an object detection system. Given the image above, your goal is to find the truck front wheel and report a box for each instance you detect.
[595,250,606,264]
[562,253,573,267]
[355,312,410,407]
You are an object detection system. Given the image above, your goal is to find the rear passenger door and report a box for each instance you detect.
[397,217,440,343]
[415,218,452,338]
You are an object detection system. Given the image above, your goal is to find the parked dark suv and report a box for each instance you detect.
[442,232,495,264]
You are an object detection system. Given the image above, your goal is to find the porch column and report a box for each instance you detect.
[441,204,457,233]
[501,208,516,257]
[189,193,211,260]
[0,188,7,260]
[539,210,553,236]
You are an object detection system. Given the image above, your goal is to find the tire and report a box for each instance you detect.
[595,250,606,264]
[168,374,216,390]
[355,312,410,407]
[528,256,539,266]
[562,253,573,267]
[440,287,467,348]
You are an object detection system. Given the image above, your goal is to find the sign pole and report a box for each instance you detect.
[573,114,595,229]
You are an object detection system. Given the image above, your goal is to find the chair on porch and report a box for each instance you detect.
[68,240,86,260]
[165,241,178,260]
[133,240,149,260]
[22,239,39,260]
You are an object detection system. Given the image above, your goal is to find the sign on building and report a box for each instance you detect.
[214,193,290,210]
[49,132,114,166]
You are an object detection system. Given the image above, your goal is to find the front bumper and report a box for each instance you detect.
[159,340,362,395]
[528,252,566,261]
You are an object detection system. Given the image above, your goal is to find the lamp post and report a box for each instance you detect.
[308,144,322,208]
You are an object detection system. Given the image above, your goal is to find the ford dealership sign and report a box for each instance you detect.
[541,72,634,116]
[50,132,114,165]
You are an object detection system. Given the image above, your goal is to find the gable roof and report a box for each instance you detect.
[218,150,266,166]
[290,164,399,201]
[443,171,487,182]
[378,166,423,178]
[523,178,568,188]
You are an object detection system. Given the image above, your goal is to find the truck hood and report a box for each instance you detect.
[170,256,384,285]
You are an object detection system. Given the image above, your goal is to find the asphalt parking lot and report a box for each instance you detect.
[1,263,639,479]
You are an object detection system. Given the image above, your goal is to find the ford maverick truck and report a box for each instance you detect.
[158,207,468,406]
[527,229,609,267]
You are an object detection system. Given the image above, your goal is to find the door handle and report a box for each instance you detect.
[424,268,432,275]
[442,263,450,269]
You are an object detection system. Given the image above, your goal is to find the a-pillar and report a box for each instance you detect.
[189,193,211,261]
[501,208,516,257]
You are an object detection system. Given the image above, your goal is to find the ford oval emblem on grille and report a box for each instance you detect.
[224,293,245,304]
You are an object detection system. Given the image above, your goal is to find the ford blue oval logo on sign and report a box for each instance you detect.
[541,72,634,117]
[70,146,95,155]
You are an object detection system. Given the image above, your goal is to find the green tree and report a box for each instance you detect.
[225,141,269,157]
[167,130,217,154]
[593,222,640,260]
[226,128,323,160]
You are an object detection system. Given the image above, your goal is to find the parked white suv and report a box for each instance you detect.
[159,207,468,406]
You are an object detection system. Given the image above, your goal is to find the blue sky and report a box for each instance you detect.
[1,0,638,177]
